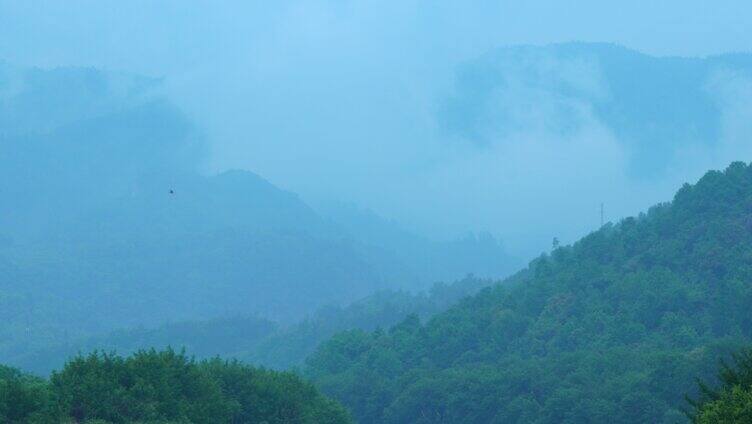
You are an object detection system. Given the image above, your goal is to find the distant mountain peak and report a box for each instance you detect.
[441,43,752,179]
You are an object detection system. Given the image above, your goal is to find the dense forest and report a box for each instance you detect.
[0,348,351,423]
[305,162,752,423]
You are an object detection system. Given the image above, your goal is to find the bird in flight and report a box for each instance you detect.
[169,189,174,195]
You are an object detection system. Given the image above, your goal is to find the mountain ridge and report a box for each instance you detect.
[306,161,752,423]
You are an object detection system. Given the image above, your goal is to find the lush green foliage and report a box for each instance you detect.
[689,349,752,423]
[0,365,52,423]
[0,349,351,423]
[306,162,752,423]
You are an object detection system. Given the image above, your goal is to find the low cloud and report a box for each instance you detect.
[2,2,752,259]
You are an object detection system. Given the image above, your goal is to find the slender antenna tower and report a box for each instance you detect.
[600,203,604,227]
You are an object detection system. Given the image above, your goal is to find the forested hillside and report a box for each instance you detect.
[0,349,351,423]
[13,276,493,375]
[306,162,752,423]
[4,3,752,422]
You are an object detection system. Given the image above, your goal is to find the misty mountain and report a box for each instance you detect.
[0,70,379,328]
[318,203,520,283]
[3,3,752,422]
[0,63,518,370]
[305,162,752,423]
[12,276,492,376]
[0,61,161,136]
[442,43,752,178]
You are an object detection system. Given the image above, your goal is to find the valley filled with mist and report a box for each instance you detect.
[2,2,752,423]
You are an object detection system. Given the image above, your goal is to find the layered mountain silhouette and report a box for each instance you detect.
[0,63,515,369]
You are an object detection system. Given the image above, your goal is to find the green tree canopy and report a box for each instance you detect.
[1,348,352,423]
[689,349,752,423]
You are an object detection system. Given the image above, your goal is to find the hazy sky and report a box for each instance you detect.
[1,1,751,257]
[2,1,750,69]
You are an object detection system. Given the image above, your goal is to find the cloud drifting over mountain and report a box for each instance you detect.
[2,1,752,257]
